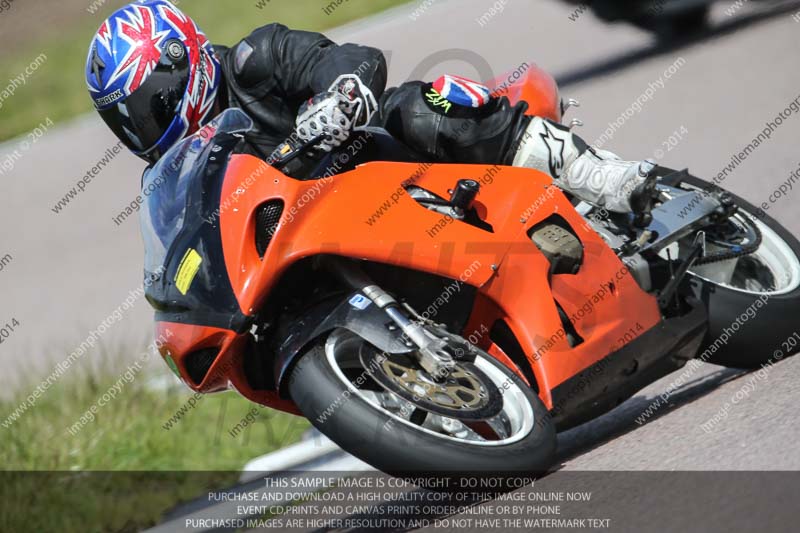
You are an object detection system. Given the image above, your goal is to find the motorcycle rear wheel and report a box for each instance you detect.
[288,329,556,476]
[667,175,800,368]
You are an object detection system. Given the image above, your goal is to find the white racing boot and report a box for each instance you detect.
[512,116,656,212]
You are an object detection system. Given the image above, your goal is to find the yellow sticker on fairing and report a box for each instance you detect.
[174,248,203,295]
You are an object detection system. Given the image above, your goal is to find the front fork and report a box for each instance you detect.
[323,257,457,377]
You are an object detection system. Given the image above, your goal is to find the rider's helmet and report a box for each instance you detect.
[85,0,221,164]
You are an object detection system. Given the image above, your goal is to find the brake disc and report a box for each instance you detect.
[358,344,504,420]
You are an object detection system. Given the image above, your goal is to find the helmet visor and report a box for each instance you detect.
[99,45,190,161]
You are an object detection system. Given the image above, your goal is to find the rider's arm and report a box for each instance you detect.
[231,23,387,101]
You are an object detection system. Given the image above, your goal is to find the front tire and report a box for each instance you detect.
[288,330,556,475]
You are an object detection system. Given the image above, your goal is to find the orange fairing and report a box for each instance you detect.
[155,321,242,393]
[488,62,562,121]
[152,65,663,419]
[155,321,299,414]
[218,157,661,409]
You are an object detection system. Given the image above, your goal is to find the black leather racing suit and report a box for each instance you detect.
[214,23,530,164]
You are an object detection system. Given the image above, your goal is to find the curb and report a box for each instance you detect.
[146,434,372,533]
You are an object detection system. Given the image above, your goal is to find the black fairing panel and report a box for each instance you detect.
[271,292,415,395]
[549,298,708,430]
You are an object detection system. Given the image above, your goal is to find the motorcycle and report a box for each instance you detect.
[563,0,713,38]
[141,64,800,474]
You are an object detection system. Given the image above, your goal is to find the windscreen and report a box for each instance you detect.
[140,109,253,275]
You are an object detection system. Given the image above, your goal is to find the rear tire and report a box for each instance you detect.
[288,330,556,476]
[672,175,800,368]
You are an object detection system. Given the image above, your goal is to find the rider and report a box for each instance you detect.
[86,0,653,213]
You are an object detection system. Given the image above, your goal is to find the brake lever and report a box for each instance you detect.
[266,133,325,170]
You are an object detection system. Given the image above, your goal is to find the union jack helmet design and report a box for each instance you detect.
[86,0,220,163]
[432,75,492,108]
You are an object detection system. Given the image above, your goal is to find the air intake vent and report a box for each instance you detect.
[255,200,284,258]
[185,348,219,385]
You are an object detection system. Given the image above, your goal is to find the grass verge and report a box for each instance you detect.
[0,0,411,141]
[0,363,309,532]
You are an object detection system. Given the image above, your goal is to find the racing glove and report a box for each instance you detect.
[295,75,378,152]
[512,116,655,212]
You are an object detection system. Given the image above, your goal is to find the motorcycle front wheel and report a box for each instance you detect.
[288,329,556,476]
